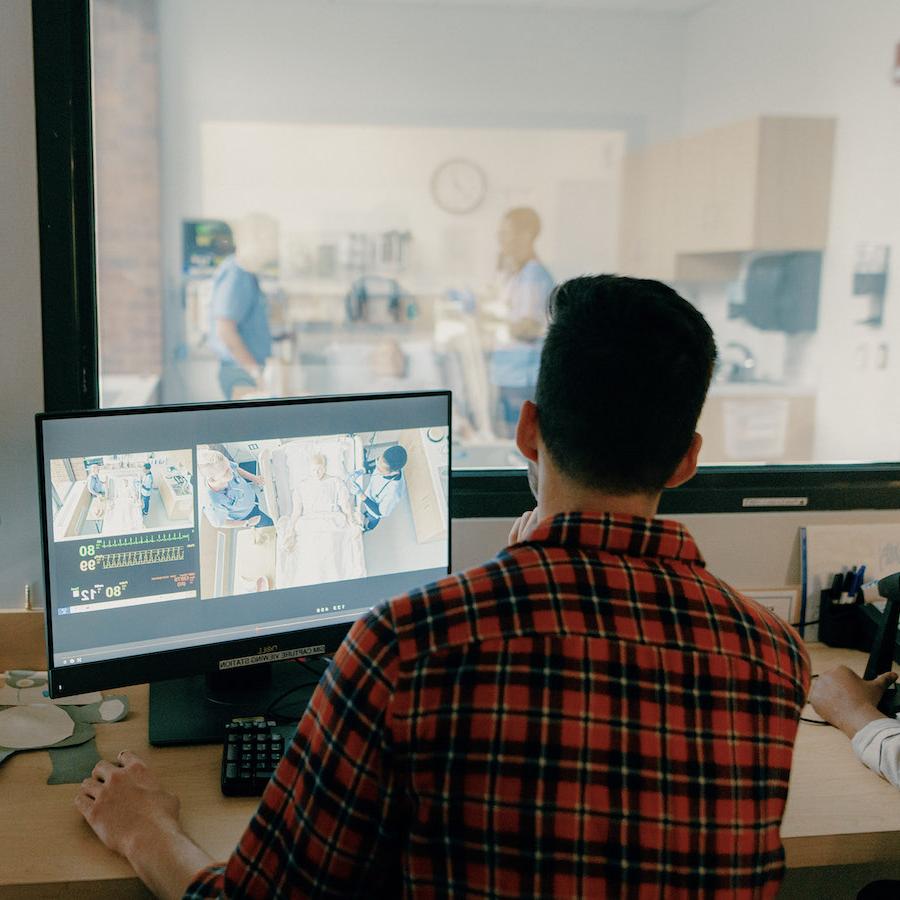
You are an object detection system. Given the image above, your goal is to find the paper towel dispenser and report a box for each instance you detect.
[729,251,822,334]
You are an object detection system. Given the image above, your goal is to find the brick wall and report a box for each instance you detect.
[92,0,162,377]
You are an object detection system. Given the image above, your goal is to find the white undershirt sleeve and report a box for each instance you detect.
[851,717,900,788]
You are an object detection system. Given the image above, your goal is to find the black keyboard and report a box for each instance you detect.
[221,717,286,796]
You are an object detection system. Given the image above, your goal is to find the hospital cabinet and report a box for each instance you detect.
[401,429,449,545]
[620,116,836,282]
[157,467,194,521]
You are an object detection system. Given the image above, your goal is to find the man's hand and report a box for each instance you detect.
[508,509,540,545]
[809,666,898,738]
[243,515,262,528]
[76,751,180,858]
[75,751,214,900]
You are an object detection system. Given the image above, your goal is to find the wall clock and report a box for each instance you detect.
[430,158,487,215]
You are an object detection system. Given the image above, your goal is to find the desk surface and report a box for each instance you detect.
[1,644,899,896]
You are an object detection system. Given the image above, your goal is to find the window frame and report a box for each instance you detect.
[31,0,900,518]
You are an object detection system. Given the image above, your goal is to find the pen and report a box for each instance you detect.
[830,573,843,601]
[837,567,856,604]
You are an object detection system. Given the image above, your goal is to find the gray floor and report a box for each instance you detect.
[362,488,447,579]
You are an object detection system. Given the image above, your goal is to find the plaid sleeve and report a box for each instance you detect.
[183,603,402,899]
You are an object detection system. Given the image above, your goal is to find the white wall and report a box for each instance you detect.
[453,508,900,596]
[200,121,623,287]
[156,0,687,378]
[680,0,900,462]
[0,0,44,610]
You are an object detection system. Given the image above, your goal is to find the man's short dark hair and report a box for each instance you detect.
[535,275,717,494]
[383,445,408,472]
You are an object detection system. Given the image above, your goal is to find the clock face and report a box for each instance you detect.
[430,158,487,215]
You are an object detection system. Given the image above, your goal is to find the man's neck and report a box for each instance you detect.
[534,480,660,525]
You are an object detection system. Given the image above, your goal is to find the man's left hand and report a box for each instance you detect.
[75,750,181,858]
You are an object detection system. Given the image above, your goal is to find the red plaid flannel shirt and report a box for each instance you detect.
[185,512,809,898]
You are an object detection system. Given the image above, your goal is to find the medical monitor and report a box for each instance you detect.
[37,391,451,736]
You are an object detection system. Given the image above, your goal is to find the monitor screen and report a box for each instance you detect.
[38,391,451,697]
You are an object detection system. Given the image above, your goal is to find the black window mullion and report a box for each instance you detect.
[32,0,99,413]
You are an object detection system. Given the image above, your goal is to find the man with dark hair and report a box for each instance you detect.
[76,275,810,898]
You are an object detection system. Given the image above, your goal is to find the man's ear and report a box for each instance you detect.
[515,400,540,463]
[665,432,702,489]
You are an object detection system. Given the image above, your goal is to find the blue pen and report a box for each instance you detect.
[852,565,867,597]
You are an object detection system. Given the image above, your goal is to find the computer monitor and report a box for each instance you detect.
[37,391,451,743]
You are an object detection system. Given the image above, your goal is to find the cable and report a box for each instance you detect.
[801,673,833,726]
[265,656,332,723]
[264,680,320,723]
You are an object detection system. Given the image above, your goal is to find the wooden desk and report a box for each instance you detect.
[1,641,899,896]
[782,644,900,868]
[0,683,257,899]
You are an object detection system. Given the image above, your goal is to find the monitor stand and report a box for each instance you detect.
[148,660,324,746]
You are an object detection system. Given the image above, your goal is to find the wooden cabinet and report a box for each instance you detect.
[697,387,816,463]
[619,116,836,281]
[619,141,682,281]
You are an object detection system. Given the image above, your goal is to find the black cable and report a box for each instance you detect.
[801,673,833,726]
[264,679,320,723]
[264,656,332,723]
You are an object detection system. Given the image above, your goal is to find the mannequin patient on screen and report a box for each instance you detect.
[277,454,359,554]
[273,450,366,588]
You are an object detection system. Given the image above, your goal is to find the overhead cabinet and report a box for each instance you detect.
[619,116,836,281]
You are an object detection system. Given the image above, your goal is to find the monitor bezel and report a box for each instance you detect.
[37,389,453,697]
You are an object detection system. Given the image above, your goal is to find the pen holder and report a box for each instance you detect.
[817,589,862,648]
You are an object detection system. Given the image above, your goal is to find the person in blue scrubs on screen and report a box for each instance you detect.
[207,214,276,400]
[87,464,106,499]
[139,463,153,517]
[349,445,408,532]
[198,449,273,529]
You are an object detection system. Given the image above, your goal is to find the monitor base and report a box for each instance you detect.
[148,660,323,746]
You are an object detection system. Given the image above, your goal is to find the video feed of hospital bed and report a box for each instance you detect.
[259,435,367,589]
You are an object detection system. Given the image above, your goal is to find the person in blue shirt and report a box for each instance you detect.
[208,215,276,400]
[198,449,273,530]
[139,463,153,517]
[490,207,555,437]
[348,445,408,532]
[87,465,106,499]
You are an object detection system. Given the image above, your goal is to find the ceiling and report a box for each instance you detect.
[335,0,716,14]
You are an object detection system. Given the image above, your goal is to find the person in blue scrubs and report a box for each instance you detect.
[491,207,555,437]
[208,215,276,400]
[87,465,106,499]
[348,445,408,532]
[199,450,273,529]
[139,463,154,517]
